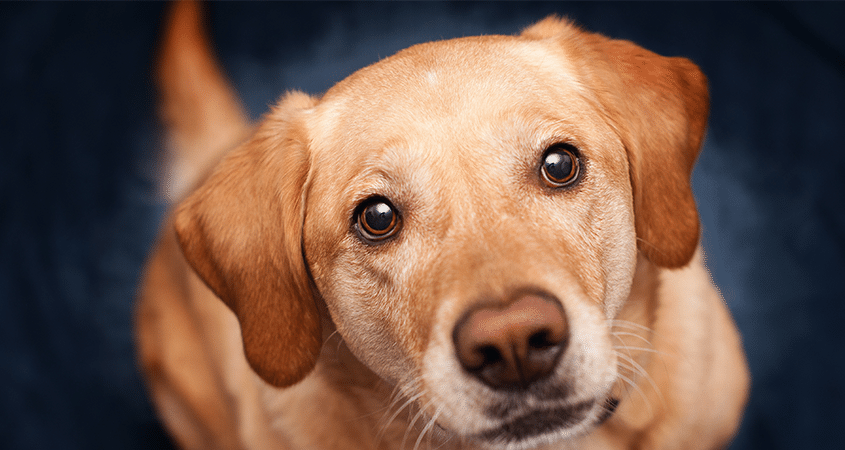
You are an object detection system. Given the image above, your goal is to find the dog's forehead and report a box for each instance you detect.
[305,36,602,187]
[313,36,589,141]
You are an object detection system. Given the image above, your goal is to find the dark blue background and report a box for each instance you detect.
[2,2,843,449]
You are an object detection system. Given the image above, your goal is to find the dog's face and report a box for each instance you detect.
[304,34,638,446]
[175,17,707,449]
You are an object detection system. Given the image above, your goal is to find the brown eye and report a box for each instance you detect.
[541,144,580,187]
[357,197,400,242]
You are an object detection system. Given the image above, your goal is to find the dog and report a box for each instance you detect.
[136,2,749,449]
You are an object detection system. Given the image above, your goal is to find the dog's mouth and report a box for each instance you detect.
[472,397,618,446]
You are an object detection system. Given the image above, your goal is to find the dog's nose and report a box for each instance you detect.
[453,293,569,390]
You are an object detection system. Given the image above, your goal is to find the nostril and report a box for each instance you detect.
[528,327,569,351]
[479,345,503,365]
[464,345,504,371]
[528,330,553,349]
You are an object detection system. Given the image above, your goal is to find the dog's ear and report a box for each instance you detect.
[524,17,708,268]
[174,92,321,387]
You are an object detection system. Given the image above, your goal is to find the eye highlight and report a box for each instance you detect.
[355,197,400,242]
[540,144,581,188]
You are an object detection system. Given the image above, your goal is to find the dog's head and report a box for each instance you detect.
[175,17,707,449]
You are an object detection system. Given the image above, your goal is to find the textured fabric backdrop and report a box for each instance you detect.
[1,2,843,449]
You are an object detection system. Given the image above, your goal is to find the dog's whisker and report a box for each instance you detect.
[431,431,453,450]
[611,327,670,366]
[608,318,650,328]
[612,345,664,356]
[353,404,392,421]
[611,334,641,400]
[615,356,648,384]
[353,380,413,422]
[379,389,421,425]
[613,319,702,375]
[413,405,443,450]
[611,332,637,361]
[402,398,435,450]
[613,365,635,404]
[611,320,676,351]
[376,390,424,447]
[614,370,655,417]
[615,352,650,382]
[611,322,673,369]
[323,329,340,345]
[384,382,411,414]
[611,330,655,348]
[611,330,660,385]
[615,351,665,408]
[609,319,654,334]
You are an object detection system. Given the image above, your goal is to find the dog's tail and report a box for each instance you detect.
[156,0,250,202]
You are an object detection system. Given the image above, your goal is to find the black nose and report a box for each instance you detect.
[452,293,569,390]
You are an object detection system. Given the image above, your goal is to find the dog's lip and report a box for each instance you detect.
[475,399,596,443]
[595,396,619,425]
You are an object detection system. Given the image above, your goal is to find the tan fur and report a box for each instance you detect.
[136,3,749,449]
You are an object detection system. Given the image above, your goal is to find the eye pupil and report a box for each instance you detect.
[542,145,579,187]
[358,199,399,240]
[364,202,394,232]
[545,152,572,180]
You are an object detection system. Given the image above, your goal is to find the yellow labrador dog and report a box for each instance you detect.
[137,2,749,449]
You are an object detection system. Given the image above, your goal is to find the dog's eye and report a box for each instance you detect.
[540,144,580,188]
[356,197,400,242]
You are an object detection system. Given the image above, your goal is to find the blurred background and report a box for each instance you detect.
[1,2,843,449]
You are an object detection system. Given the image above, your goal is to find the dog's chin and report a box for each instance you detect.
[463,397,618,450]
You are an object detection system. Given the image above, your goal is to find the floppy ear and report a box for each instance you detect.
[174,92,321,387]
[524,17,708,268]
